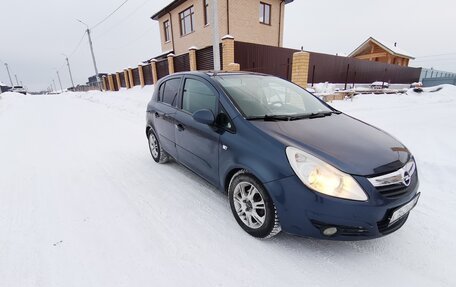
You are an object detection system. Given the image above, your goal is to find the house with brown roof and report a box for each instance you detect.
[349,37,415,67]
[151,0,294,55]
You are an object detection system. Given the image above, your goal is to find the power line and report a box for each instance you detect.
[415,52,456,58]
[54,29,86,87]
[94,0,151,41]
[99,26,151,52]
[68,30,87,58]
[91,0,130,30]
[413,56,456,62]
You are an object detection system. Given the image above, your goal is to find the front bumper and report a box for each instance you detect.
[264,173,420,240]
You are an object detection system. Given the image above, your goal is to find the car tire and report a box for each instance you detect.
[148,129,169,164]
[228,171,281,238]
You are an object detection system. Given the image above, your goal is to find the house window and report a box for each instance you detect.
[204,0,209,26]
[259,2,271,25]
[179,6,195,36]
[163,20,170,42]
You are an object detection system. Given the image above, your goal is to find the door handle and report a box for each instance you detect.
[176,123,185,131]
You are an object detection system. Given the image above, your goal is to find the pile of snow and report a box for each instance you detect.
[0,91,27,96]
[69,85,154,118]
[312,82,336,94]
[371,81,389,88]
[0,84,455,286]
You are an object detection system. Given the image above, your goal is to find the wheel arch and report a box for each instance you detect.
[146,125,152,137]
[224,168,265,194]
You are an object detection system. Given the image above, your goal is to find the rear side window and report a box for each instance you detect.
[182,78,216,114]
[157,82,165,101]
[161,78,181,107]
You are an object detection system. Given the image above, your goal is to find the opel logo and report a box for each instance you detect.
[403,171,411,186]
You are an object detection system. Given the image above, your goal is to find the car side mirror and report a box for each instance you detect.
[192,109,215,125]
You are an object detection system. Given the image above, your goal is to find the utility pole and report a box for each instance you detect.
[14,74,19,86]
[56,70,63,91]
[210,0,221,71]
[86,29,101,90]
[77,19,101,90]
[4,63,13,86]
[62,54,75,89]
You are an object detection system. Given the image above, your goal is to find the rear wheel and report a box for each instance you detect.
[228,172,281,238]
[148,129,169,164]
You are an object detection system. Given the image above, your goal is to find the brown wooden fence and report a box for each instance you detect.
[196,46,214,70]
[101,44,226,91]
[132,68,140,86]
[156,59,169,80]
[234,41,297,80]
[95,39,422,93]
[113,77,119,91]
[196,44,223,71]
[175,53,190,72]
[120,73,126,87]
[235,42,421,84]
[143,64,153,85]
[308,52,421,85]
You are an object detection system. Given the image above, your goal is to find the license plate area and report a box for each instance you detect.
[389,193,420,226]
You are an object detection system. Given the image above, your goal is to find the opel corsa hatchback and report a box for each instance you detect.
[145,72,420,240]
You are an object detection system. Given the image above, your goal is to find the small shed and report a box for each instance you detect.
[349,37,415,67]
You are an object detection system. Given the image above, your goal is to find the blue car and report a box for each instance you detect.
[145,71,420,240]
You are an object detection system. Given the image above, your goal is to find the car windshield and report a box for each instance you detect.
[214,74,331,118]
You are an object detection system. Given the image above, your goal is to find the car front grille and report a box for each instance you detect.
[375,171,418,199]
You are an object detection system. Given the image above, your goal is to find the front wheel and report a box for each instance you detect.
[228,172,281,238]
[148,129,169,164]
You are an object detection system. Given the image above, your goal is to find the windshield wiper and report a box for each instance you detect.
[247,115,293,121]
[309,111,333,118]
[291,111,341,120]
[247,111,341,121]
[289,111,341,120]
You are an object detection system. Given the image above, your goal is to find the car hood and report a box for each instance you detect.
[250,114,411,176]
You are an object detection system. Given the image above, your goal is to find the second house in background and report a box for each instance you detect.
[151,0,294,55]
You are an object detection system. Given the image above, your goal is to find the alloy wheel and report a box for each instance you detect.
[233,182,266,229]
[149,133,159,159]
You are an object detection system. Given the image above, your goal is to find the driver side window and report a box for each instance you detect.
[182,78,216,114]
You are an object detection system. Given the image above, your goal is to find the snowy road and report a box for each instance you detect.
[0,86,455,287]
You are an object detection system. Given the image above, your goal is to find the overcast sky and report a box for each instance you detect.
[1,0,455,91]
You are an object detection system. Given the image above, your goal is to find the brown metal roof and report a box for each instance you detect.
[151,0,294,21]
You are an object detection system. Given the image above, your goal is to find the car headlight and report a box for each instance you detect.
[286,147,368,201]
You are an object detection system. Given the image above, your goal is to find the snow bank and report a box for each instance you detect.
[1,83,455,287]
[0,91,28,96]
[329,86,456,287]
[408,84,456,94]
[68,85,154,118]
[313,82,336,94]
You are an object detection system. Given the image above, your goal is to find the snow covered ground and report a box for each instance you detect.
[0,85,455,287]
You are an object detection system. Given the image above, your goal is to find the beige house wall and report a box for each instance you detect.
[158,0,226,55]
[229,0,284,47]
[157,0,286,55]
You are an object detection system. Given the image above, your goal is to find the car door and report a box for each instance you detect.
[174,76,220,185]
[153,77,182,158]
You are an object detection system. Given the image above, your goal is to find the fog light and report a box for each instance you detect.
[322,227,338,236]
